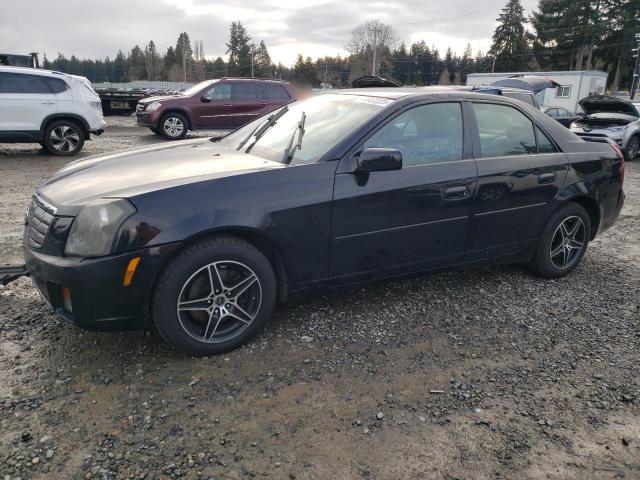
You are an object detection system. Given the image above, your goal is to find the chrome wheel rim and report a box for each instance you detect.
[50,125,80,152]
[176,261,262,344]
[163,117,184,137]
[549,216,586,269]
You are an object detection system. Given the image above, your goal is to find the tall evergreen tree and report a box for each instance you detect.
[490,0,531,71]
[144,41,162,80]
[226,22,252,77]
[174,32,193,81]
[127,45,146,81]
[254,40,272,77]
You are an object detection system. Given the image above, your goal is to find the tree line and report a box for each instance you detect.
[42,0,639,90]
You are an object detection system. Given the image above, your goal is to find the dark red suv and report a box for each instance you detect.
[136,78,297,140]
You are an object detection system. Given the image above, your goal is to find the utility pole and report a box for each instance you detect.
[631,33,640,100]
[491,55,496,74]
[324,61,328,86]
[250,43,255,78]
[371,26,378,77]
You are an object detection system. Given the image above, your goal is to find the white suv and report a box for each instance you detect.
[0,66,105,155]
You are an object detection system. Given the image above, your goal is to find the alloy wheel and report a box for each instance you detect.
[163,117,184,137]
[50,125,81,152]
[176,261,262,344]
[549,216,586,269]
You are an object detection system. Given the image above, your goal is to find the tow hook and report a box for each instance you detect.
[0,265,29,286]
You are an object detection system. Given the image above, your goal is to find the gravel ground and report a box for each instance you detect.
[1,117,639,480]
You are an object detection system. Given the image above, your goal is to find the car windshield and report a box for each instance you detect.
[220,93,393,164]
[181,80,217,96]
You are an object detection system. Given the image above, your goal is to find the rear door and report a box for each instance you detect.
[191,82,232,129]
[229,82,268,127]
[0,72,57,134]
[466,102,568,261]
[330,101,477,283]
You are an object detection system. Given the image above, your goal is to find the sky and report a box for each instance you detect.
[1,0,539,66]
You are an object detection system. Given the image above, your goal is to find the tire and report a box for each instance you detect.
[149,127,161,136]
[529,203,591,278]
[151,236,277,356]
[624,135,639,161]
[43,120,85,155]
[159,113,188,140]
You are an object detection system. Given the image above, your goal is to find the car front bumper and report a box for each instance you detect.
[136,111,162,127]
[24,243,180,331]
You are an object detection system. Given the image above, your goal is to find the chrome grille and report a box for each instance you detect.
[26,198,55,249]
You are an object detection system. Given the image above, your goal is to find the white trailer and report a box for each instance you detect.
[466,70,608,113]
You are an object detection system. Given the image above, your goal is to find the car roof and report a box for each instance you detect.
[323,85,535,103]
[0,65,69,78]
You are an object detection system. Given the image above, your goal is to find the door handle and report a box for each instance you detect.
[224,103,232,107]
[259,102,268,106]
[41,101,55,105]
[443,186,469,200]
[538,172,556,184]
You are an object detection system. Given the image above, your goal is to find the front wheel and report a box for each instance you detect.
[159,113,188,140]
[529,203,591,278]
[625,135,639,161]
[43,120,85,155]
[151,236,277,356]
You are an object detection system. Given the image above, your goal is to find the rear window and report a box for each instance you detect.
[264,84,290,100]
[45,77,68,94]
[0,72,51,94]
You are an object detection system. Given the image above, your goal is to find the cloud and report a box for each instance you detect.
[0,0,539,66]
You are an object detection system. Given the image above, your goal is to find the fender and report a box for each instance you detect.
[556,180,602,238]
[40,113,92,137]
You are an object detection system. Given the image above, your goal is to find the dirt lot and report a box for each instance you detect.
[1,117,639,480]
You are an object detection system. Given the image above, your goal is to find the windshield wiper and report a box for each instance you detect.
[281,112,306,165]
[243,106,289,153]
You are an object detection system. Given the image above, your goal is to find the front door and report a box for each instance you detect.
[466,102,568,261]
[192,83,232,129]
[330,101,477,283]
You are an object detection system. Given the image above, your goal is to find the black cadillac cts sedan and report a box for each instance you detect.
[24,88,625,355]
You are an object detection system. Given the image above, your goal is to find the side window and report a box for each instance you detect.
[473,103,537,157]
[205,83,231,100]
[364,103,463,166]
[546,108,559,118]
[264,84,290,100]
[232,83,258,100]
[45,77,68,94]
[0,73,51,94]
[536,127,556,153]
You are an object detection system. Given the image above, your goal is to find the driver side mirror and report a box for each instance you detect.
[356,148,402,172]
[200,96,212,103]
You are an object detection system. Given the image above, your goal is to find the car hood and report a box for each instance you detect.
[138,94,182,104]
[579,95,639,116]
[37,139,284,211]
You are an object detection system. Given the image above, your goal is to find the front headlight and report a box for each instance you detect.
[65,199,136,257]
[146,101,162,112]
[610,126,628,132]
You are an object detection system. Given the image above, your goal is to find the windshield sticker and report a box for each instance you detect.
[353,96,393,107]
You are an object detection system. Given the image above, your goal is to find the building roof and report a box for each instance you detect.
[467,70,608,78]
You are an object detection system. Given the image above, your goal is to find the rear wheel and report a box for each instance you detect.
[159,113,188,140]
[529,203,591,278]
[43,120,85,155]
[625,135,639,161]
[151,236,277,356]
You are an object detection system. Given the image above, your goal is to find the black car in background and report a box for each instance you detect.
[21,88,625,355]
